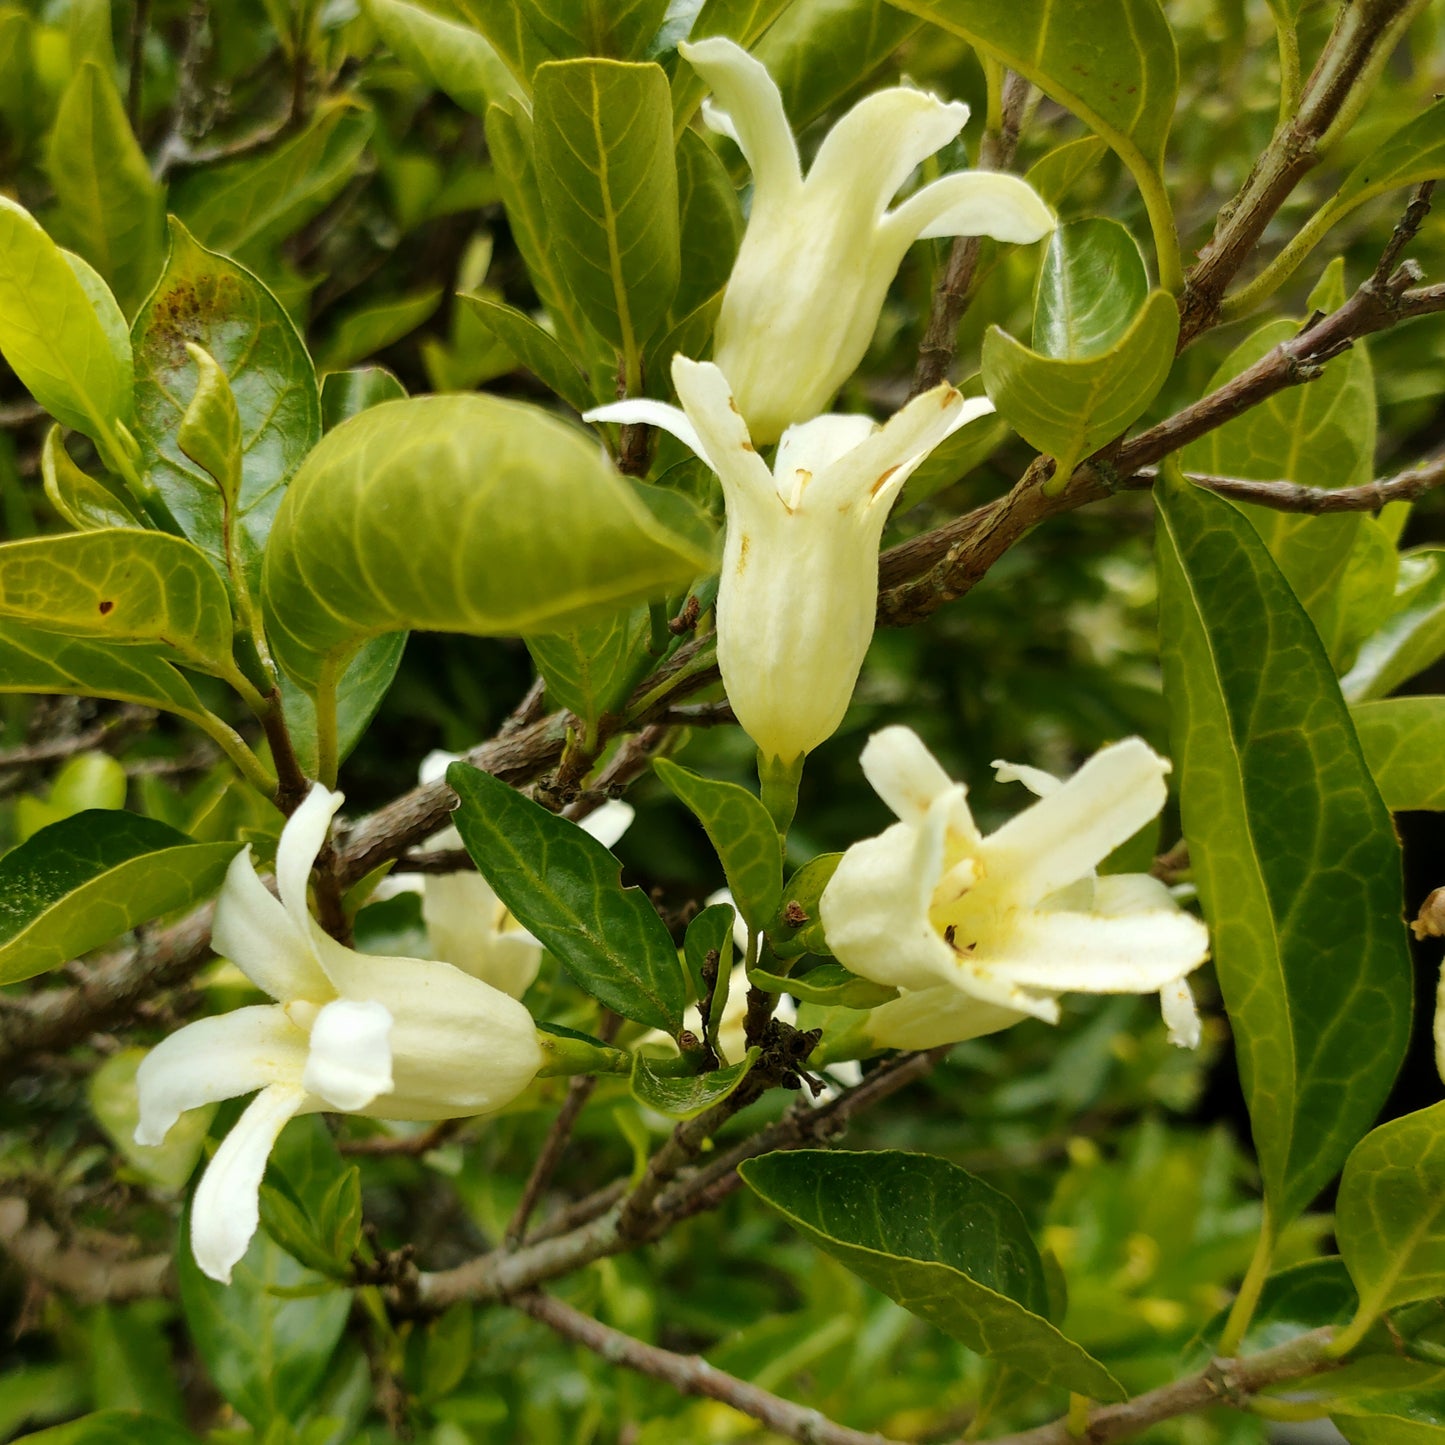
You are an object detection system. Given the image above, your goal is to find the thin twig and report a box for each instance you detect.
[339,1119,461,1158]
[516,1290,907,1445]
[0,1196,173,1304]
[0,706,153,772]
[911,70,1032,395]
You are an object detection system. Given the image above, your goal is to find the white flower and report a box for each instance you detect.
[678,37,1055,442]
[390,750,634,999]
[135,784,543,1283]
[819,727,1208,1051]
[587,356,991,766]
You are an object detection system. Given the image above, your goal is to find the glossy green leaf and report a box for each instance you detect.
[740,1150,1124,1398]
[1033,219,1150,359]
[1336,100,1445,208]
[753,0,921,128]
[177,1201,350,1431]
[362,0,524,114]
[1344,548,1445,703]
[1181,317,1376,667]
[1190,1257,1359,1362]
[750,960,897,1009]
[1337,1417,1445,1445]
[1338,1103,1445,1322]
[131,220,321,597]
[13,1412,199,1445]
[319,365,407,430]
[533,59,680,359]
[89,1049,214,1193]
[770,852,842,958]
[1155,472,1412,1225]
[177,344,242,507]
[630,1047,758,1118]
[683,900,735,1009]
[0,530,234,674]
[884,0,1177,175]
[0,196,133,456]
[314,287,443,372]
[655,758,782,930]
[450,0,554,89]
[1351,698,1445,811]
[459,294,594,413]
[0,811,240,984]
[448,760,687,1031]
[517,0,670,58]
[171,100,374,264]
[45,62,163,313]
[1024,135,1110,210]
[983,287,1177,483]
[672,127,742,320]
[41,427,141,531]
[261,395,713,706]
[525,606,652,728]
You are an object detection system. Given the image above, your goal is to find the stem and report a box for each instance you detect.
[1326,1296,1382,1358]
[1133,156,1182,293]
[1223,202,1340,320]
[1219,1209,1275,1357]
[188,707,276,797]
[1275,15,1302,128]
[758,750,802,838]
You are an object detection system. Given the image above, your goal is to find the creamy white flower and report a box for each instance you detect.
[390,750,633,999]
[679,37,1054,441]
[135,784,543,1283]
[587,356,990,765]
[819,727,1208,1051]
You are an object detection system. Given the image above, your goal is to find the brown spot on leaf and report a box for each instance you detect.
[98,599,115,615]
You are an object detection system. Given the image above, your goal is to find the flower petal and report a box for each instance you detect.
[134,1005,308,1146]
[422,871,543,997]
[276,783,344,935]
[883,170,1055,253]
[860,725,974,835]
[670,357,779,514]
[866,983,1024,1051]
[211,846,333,1003]
[419,748,462,785]
[678,38,801,208]
[302,998,395,1111]
[584,398,708,465]
[981,904,1209,994]
[806,86,969,226]
[992,759,1061,798]
[577,799,635,850]
[820,810,959,993]
[981,737,1171,905]
[1160,976,1202,1049]
[773,415,879,500]
[808,384,980,514]
[190,1084,309,1283]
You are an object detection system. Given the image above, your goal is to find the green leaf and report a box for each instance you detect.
[1024,135,1110,210]
[131,220,321,597]
[44,62,163,313]
[1344,548,1445,702]
[769,852,842,958]
[89,1049,213,1192]
[667,0,793,125]
[1154,471,1413,1226]
[447,760,687,1031]
[177,1200,350,1431]
[1338,1417,1445,1445]
[319,365,407,430]
[518,0,670,58]
[1181,317,1376,667]
[525,606,652,728]
[1338,1103,1445,1323]
[630,1047,759,1117]
[884,0,1178,222]
[1336,100,1445,210]
[314,287,443,372]
[670,127,741,320]
[171,100,375,265]
[683,899,735,1003]
[0,196,133,457]
[654,758,782,930]
[177,343,242,507]
[41,426,142,531]
[1351,698,1445,811]
[753,0,922,130]
[740,1150,1124,1398]
[1190,1258,1359,1361]
[361,0,524,114]
[459,294,594,413]
[13,1412,199,1445]
[533,59,680,360]
[449,0,554,90]
[982,287,1177,483]
[1032,219,1150,359]
[750,959,897,1009]
[0,530,235,674]
[0,810,240,984]
[260,395,712,710]
[277,633,408,779]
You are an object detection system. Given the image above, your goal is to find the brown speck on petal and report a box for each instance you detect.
[741,440,755,452]
[872,464,901,497]
[736,534,750,574]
